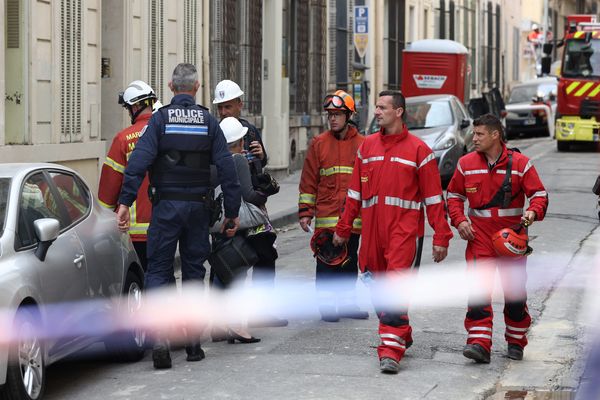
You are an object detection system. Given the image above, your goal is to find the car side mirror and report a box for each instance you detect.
[460,119,471,129]
[33,218,60,261]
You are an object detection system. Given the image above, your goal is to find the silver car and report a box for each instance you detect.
[0,163,144,400]
[369,94,473,184]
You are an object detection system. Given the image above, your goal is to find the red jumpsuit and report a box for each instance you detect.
[336,127,453,362]
[446,145,548,353]
[98,113,152,242]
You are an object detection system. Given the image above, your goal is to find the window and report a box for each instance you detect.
[61,0,83,143]
[210,0,262,115]
[49,172,90,223]
[289,0,310,113]
[387,0,405,90]
[0,178,10,236]
[17,173,66,248]
[335,0,349,87]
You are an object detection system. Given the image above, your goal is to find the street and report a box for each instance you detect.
[43,136,598,400]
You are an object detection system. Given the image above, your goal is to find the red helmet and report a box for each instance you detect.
[492,225,532,258]
[310,230,349,267]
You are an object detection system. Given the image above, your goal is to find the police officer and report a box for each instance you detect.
[117,63,241,370]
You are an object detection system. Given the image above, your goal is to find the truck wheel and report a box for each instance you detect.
[1,308,45,400]
[104,271,145,362]
[557,141,569,151]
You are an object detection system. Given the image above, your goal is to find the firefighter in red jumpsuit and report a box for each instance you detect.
[298,90,368,322]
[98,80,159,271]
[334,90,453,374]
[446,114,549,364]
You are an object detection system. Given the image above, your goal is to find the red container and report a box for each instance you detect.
[401,39,469,102]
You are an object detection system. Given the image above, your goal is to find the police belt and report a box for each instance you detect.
[152,190,208,202]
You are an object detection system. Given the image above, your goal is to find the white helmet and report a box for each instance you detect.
[213,80,244,104]
[531,23,539,31]
[119,80,157,107]
[220,117,248,144]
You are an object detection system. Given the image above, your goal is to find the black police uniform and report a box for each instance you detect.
[119,94,241,289]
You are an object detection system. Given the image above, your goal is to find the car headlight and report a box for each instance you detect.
[433,134,457,151]
[506,112,518,119]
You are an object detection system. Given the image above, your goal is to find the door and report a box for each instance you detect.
[16,172,88,355]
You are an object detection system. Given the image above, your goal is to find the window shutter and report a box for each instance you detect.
[149,0,164,100]
[6,0,19,49]
[61,0,82,143]
[184,0,197,66]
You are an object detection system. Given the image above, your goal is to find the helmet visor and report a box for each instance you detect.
[323,95,345,110]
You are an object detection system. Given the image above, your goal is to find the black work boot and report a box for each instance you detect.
[152,340,172,369]
[507,344,524,360]
[185,342,205,362]
[319,306,339,322]
[338,305,369,320]
[463,343,491,364]
[379,357,400,374]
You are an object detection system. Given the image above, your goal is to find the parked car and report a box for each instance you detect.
[368,94,473,184]
[0,163,144,400]
[505,77,558,139]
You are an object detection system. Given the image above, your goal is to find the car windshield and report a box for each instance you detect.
[508,83,556,104]
[405,100,453,130]
[563,38,600,78]
[0,178,10,236]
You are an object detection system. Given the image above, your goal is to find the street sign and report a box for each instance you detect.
[353,6,368,59]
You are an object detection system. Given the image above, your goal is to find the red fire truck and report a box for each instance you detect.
[547,15,600,151]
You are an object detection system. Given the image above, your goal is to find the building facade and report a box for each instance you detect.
[1,0,599,187]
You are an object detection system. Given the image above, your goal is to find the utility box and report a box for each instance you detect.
[401,39,469,102]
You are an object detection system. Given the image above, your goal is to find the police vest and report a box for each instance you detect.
[151,103,212,188]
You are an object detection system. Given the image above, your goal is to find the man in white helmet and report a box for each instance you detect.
[99,80,159,271]
[213,80,267,167]
[212,79,287,329]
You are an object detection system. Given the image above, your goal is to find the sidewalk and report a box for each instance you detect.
[267,170,301,229]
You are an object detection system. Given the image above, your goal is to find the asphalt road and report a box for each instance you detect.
[43,136,599,400]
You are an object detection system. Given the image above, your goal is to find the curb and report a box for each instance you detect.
[270,208,297,229]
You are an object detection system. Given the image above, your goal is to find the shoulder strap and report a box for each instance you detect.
[479,151,513,209]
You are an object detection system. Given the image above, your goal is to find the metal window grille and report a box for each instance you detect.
[149,0,164,100]
[290,0,310,114]
[238,0,263,115]
[439,0,446,39]
[211,0,238,85]
[495,3,500,89]
[309,0,326,113]
[334,0,348,87]
[184,0,197,66]
[449,1,455,41]
[211,0,262,115]
[486,1,493,87]
[387,0,405,90]
[60,0,82,143]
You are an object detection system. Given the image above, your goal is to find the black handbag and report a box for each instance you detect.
[208,235,259,287]
[246,231,278,262]
[593,175,600,195]
[251,172,280,196]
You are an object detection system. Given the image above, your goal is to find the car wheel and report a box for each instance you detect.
[1,308,45,400]
[104,271,145,362]
[557,141,570,152]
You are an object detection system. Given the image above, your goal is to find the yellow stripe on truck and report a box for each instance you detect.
[575,82,594,97]
[566,82,580,95]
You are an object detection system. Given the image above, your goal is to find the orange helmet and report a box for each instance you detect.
[323,90,356,113]
[492,225,532,258]
[310,230,349,267]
